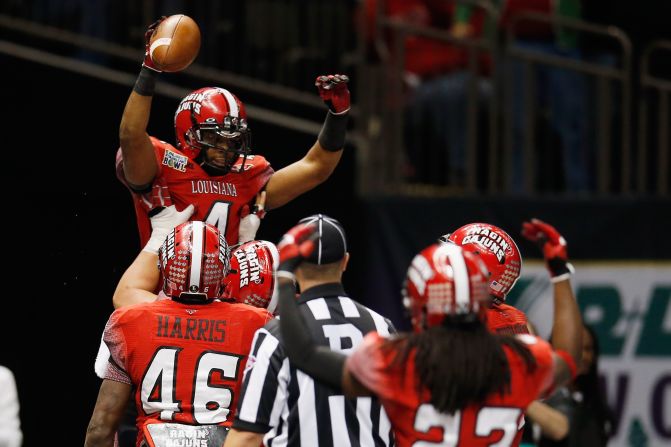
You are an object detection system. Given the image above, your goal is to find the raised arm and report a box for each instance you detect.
[274,223,370,397]
[113,204,194,308]
[522,218,582,386]
[118,18,167,188]
[112,251,161,308]
[264,75,350,210]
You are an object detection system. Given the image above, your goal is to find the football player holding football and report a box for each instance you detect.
[118,17,351,250]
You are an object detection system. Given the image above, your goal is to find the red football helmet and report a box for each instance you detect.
[440,223,522,302]
[174,87,251,173]
[223,240,279,313]
[158,221,230,301]
[403,243,490,332]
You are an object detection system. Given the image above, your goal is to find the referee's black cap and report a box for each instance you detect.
[298,214,347,265]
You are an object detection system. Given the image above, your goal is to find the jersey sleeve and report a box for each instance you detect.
[487,304,529,335]
[233,322,287,433]
[345,332,398,401]
[115,137,167,189]
[115,141,174,248]
[515,334,556,398]
[237,155,274,199]
[102,310,132,385]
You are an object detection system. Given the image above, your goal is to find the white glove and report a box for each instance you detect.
[143,204,195,254]
[239,191,266,244]
[238,213,262,244]
[94,330,110,379]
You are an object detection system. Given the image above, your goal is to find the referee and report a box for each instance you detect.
[225,214,396,447]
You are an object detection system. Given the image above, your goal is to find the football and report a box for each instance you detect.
[149,14,201,72]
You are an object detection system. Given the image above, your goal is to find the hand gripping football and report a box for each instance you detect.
[148,14,201,72]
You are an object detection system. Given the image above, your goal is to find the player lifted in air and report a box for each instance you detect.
[117,17,352,251]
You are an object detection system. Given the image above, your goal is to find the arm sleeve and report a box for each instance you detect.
[277,282,346,388]
[516,334,556,397]
[102,311,132,385]
[250,157,274,192]
[115,139,165,190]
[345,332,395,400]
[239,156,274,209]
[94,329,111,379]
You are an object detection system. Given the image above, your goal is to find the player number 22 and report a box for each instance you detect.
[413,404,522,446]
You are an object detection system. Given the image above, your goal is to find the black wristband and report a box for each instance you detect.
[133,66,158,96]
[547,257,572,277]
[318,111,348,152]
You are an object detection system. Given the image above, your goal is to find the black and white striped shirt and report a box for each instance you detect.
[233,283,396,447]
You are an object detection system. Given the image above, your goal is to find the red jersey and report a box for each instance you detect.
[103,299,272,446]
[116,137,274,246]
[487,303,529,335]
[346,332,555,447]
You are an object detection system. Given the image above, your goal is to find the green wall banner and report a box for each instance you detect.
[509,262,671,447]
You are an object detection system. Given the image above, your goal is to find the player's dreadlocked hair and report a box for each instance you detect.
[385,318,537,414]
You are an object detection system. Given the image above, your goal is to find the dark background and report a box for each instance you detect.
[0,53,365,446]
[1,2,670,444]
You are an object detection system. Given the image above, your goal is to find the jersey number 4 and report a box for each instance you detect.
[413,404,522,446]
[205,201,232,237]
[140,347,242,424]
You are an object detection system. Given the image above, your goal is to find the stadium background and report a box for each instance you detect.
[0,1,669,446]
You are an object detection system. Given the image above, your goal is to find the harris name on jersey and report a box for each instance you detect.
[156,315,227,343]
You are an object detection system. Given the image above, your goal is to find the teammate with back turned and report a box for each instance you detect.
[85,221,273,447]
[440,221,579,444]
[117,16,351,255]
[439,219,576,336]
[271,223,583,447]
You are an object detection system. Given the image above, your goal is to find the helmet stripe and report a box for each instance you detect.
[219,88,239,118]
[189,221,205,291]
[264,241,280,270]
[317,215,323,264]
[443,244,471,313]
